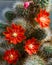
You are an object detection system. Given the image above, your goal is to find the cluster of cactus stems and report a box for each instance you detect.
[0,0,51,65]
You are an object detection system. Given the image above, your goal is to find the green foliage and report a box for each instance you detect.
[16,7,24,17]
[39,0,49,8]
[14,2,24,17]
[39,43,52,59]
[0,23,8,29]
[23,55,45,65]
[14,42,25,56]
[0,23,9,38]
[44,45,52,55]
[0,23,5,28]
[33,0,49,8]
[5,11,16,21]
[30,28,46,41]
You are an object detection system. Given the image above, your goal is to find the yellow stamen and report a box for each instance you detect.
[29,44,34,49]
[12,32,18,37]
[10,54,14,59]
[40,17,46,22]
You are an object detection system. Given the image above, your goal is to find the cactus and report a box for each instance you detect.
[23,55,45,65]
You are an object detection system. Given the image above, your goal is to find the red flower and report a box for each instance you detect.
[3,48,20,64]
[35,9,50,28]
[24,38,40,55]
[3,24,26,44]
